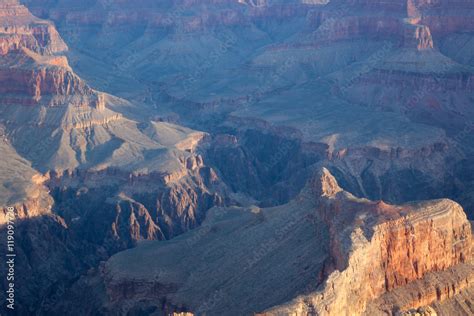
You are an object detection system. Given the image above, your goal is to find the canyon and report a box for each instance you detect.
[47,169,474,315]
[0,0,473,314]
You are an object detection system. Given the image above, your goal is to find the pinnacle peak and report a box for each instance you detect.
[312,168,342,197]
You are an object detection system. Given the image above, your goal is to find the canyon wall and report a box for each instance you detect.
[264,169,472,315]
[66,169,473,315]
[0,1,229,313]
[0,0,473,314]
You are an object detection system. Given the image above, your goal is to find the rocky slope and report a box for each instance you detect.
[0,0,473,314]
[0,1,227,313]
[0,0,66,55]
[58,169,472,315]
[264,170,472,315]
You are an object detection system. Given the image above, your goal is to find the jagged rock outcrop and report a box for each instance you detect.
[264,169,472,315]
[0,1,104,109]
[308,2,474,220]
[1,0,474,314]
[402,23,433,50]
[0,159,225,314]
[312,0,454,50]
[0,54,92,102]
[58,169,472,315]
[0,0,67,54]
[0,2,229,314]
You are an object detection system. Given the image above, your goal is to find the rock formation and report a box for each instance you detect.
[1,0,473,314]
[0,1,227,313]
[264,169,472,315]
[0,0,67,55]
[56,169,472,315]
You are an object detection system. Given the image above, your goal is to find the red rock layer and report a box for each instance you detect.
[313,0,474,49]
[264,170,472,315]
[0,66,91,101]
[0,1,67,54]
[349,69,474,93]
[23,0,313,31]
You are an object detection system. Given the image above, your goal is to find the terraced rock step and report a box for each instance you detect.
[1,0,473,314]
[63,169,472,315]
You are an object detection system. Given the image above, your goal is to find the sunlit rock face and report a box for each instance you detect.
[1,0,474,314]
[50,169,472,315]
[0,0,67,54]
[266,170,471,316]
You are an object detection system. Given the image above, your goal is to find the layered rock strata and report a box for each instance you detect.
[265,169,471,315]
[67,169,473,315]
[0,2,228,313]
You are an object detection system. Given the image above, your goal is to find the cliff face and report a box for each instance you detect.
[366,221,474,315]
[1,0,474,314]
[318,0,474,121]
[0,161,225,314]
[0,62,91,102]
[0,2,228,314]
[264,169,472,315]
[64,168,472,316]
[0,0,67,54]
[49,162,224,245]
[0,2,98,107]
[22,0,313,30]
[416,0,474,36]
[0,1,84,109]
[313,0,462,48]
[0,190,52,224]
